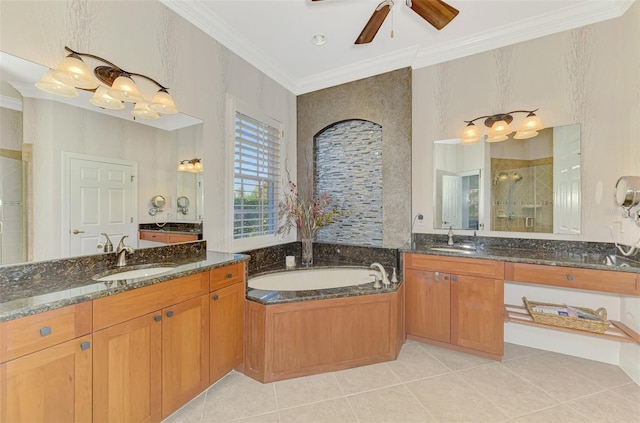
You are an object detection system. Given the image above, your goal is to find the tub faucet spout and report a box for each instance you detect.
[370,262,390,287]
[116,235,134,267]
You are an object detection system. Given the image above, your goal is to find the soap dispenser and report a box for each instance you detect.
[447,226,454,246]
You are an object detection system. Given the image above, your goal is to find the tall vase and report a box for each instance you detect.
[301,238,313,266]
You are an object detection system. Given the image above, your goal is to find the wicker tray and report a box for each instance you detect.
[522,297,609,334]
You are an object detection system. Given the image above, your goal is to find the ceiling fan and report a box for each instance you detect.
[312,0,459,44]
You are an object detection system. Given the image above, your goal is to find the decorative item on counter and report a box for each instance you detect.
[276,178,349,267]
[286,255,296,269]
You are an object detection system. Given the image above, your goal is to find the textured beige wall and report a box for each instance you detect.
[413,1,640,244]
[0,0,296,253]
[297,68,412,248]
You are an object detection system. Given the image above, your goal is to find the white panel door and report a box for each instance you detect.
[69,157,135,257]
[442,175,463,229]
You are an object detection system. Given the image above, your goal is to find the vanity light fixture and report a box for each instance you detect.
[460,109,544,144]
[35,46,178,120]
[177,158,203,173]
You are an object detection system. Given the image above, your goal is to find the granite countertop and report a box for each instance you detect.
[246,263,403,306]
[403,243,640,274]
[0,250,248,323]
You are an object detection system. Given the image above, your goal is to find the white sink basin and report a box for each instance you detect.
[94,266,175,281]
[428,247,476,254]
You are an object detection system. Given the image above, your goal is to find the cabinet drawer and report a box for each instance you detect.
[405,253,504,279]
[0,302,92,363]
[140,231,168,243]
[505,263,640,296]
[167,233,198,243]
[210,263,245,291]
[93,272,209,330]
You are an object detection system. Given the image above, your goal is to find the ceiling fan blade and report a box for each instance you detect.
[355,1,392,45]
[406,0,459,30]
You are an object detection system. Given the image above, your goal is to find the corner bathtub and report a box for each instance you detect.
[244,267,404,383]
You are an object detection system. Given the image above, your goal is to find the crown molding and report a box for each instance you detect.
[160,0,299,94]
[412,0,635,69]
[161,0,634,95]
[0,95,22,111]
[295,46,419,94]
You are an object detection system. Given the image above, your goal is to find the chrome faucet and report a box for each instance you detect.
[447,226,454,246]
[370,262,390,287]
[115,235,134,267]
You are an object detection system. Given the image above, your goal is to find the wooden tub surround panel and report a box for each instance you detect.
[244,285,404,383]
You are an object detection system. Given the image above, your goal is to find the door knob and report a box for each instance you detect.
[72,229,85,234]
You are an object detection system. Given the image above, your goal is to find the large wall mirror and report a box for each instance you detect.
[433,124,581,235]
[0,51,203,266]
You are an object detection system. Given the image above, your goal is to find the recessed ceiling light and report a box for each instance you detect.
[312,34,327,46]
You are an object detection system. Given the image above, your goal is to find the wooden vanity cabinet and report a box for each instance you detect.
[404,253,504,358]
[139,230,198,244]
[0,303,93,423]
[92,272,210,422]
[209,263,245,384]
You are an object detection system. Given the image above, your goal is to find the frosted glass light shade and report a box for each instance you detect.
[149,90,178,114]
[486,134,508,143]
[177,162,187,171]
[90,86,125,110]
[513,129,539,139]
[460,123,480,144]
[51,55,97,89]
[131,102,160,120]
[519,113,544,132]
[488,120,511,137]
[35,70,80,97]
[108,75,144,103]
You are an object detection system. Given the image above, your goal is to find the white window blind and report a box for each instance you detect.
[234,111,282,239]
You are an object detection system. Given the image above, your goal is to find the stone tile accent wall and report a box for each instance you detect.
[315,120,383,246]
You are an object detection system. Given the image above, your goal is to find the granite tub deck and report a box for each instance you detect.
[0,243,248,322]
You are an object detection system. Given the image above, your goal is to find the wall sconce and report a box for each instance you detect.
[460,109,544,144]
[177,158,203,173]
[35,46,178,120]
[148,195,166,216]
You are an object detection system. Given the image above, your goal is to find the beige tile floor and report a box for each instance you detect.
[163,341,640,423]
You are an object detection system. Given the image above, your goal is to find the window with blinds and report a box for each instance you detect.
[233,110,282,239]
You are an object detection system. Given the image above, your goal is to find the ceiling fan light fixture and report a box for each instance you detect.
[312,34,327,46]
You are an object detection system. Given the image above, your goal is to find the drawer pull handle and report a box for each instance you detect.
[212,295,219,300]
[154,315,162,322]
[567,275,574,281]
[226,273,233,279]
[444,275,449,281]
[452,276,458,282]
[80,341,91,351]
[166,311,174,318]
[40,326,52,337]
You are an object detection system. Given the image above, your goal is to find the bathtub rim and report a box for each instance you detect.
[246,265,402,306]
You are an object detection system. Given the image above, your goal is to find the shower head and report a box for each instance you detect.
[511,172,523,182]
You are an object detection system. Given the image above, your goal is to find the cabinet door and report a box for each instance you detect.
[0,335,92,423]
[210,282,244,384]
[93,312,162,423]
[162,295,210,418]
[405,270,450,343]
[451,275,504,355]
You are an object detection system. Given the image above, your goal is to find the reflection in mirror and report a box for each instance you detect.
[433,124,581,234]
[433,139,484,230]
[0,51,203,265]
[176,172,203,221]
